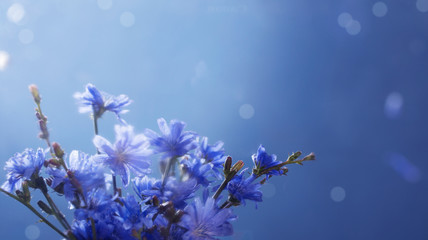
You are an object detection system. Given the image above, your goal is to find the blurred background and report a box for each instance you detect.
[0,0,427,239]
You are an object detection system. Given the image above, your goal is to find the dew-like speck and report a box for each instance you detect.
[19,29,34,44]
[0,51,10,71]
[346,20,361,35]
[416,0,428,12]
[25,225,40,240]
[239,104,255,119]
[330,186,346,202]
[97,0,113,10]
[337,12,353,28]
[7,3,25,24]
[372,2,388,17]
[384,92,403,119]
[120,12,135,28]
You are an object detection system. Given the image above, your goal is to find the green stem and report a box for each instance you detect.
[43,192,71,230]
[0,188,68,239]
[90,217,97,240]
[161,157,177,190]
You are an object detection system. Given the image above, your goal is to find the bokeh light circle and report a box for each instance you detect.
[346,20,361,35]
[25,225,40,240]
[372,2,388,17]
[120,12,135,28]
[416,0,428,12]
[239,104,255,119]
[330,186,346,202]
[337,12,353,28]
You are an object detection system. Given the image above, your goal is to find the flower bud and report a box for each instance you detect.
[37,200,54,215]
[231,160,244,173]
[223,156,232,175]
[29,84,41,104]
[302,152,315,161]
[52,142,64,158]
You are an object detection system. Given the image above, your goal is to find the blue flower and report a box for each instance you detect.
[180,157,213,186]
[74,83,131,123]
[227,172,262,206]
[47,150,105,203]
[194,137,227,178]
[93,125,152,187]
[180,198,235,240]
[252,145,284,178]
[1,148,45,192]
[133,176,198,209]
[115,195,153,231]
[144,118,197,158]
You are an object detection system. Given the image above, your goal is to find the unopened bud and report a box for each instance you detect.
[38,201,54,215]
[52,142,64,158]
[38,120,49,139]
[223,156,232,174]
[231,160,244,173]
[152,195,160,206]
[302,152,316,161]
[287,151,302,162]
[34,177,47,194]
[29,84,41,104]
[22,181,31,202]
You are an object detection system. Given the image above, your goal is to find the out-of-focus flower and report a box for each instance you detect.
[47,150,105,203]
[180,157,213,186]
[144,118,197,158]
[180,198,235,240]
[73,83,131,123]
[133,176,198,209]
[194,137,227,178]
[2,148,45,192]
[93,125,152,187]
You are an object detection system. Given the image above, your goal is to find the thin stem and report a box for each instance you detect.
[0,188,68,239]
[161,157,176,190]
[90,217,97,240]
[212,178,229,200]
[43,192,71,230]
[93,115,99,136]
[112,174,118,195]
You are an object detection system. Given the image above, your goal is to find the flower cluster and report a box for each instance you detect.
[0,84,315,240]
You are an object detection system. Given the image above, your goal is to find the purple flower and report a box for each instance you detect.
[74,83,131,123]
[144,118,197,158]
[1,148,45,192]
[93,125,152,187]
[180,198,235,240]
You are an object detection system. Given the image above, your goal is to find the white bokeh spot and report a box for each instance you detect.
[337,12,352,28]
[7,3,26,24]
[19,29,34,44]
[120,12,135,28]
[239,104,255,119]
[416,0,428,12]
[97,0,113,10]
[0,51,10,71]
[330,186,346,202]
[346,20,361,36]
[385,92,403,119]
[25,225,40,240]
[372,2,388,17]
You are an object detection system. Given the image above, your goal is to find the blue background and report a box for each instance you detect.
[0,0,427,239]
